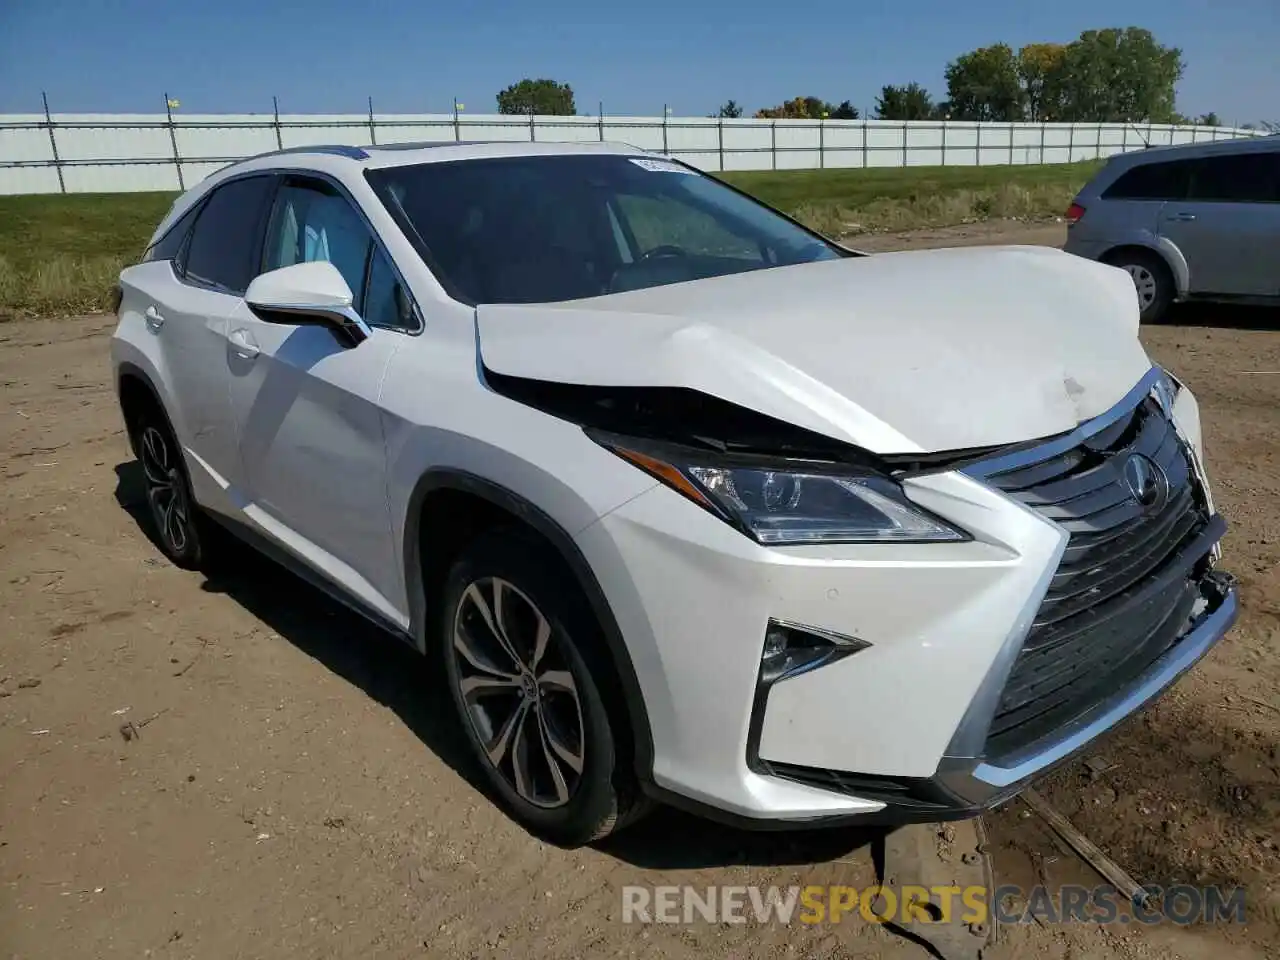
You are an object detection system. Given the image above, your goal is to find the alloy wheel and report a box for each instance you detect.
[1124,264,1158,309]
[451,577,585,809]
[140,425,191,555]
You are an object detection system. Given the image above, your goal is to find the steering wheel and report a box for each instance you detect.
[637,244,688,261]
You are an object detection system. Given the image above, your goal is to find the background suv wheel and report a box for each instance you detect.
[439,529,645,846]
[1107,248,1174,324]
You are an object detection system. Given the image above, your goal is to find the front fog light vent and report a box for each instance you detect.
[760,620,868,684]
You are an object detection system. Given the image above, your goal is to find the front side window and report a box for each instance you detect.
[261,177,415,331]
[183,175,275,294]
[264,179,372,297]
[365,155,843,304]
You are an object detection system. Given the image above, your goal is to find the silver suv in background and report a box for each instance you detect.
[1064,136,1280,322]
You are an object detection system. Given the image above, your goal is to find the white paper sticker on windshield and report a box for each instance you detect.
[628,157,694,174]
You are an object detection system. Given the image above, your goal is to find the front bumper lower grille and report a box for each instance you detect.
[980,395,1213,757]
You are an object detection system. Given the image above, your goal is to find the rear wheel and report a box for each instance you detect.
[1107,249,1174,323]
[439,530,645,846]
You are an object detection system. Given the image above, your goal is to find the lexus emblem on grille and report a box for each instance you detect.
[1122,453,1168,510]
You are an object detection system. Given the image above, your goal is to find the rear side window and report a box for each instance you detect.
[1188,152,1280,203]
[143,202,202,265]
[184,175,275,294]
[1102,159,1194,201]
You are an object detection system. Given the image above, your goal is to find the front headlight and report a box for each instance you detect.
[607,445,968,545]
[1150,367,1179,418]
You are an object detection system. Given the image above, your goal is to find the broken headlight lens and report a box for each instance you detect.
[609,447,967,545]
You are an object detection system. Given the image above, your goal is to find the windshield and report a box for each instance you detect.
[365,154,844,304]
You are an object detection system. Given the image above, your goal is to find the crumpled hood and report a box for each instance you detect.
[476,245,1152,454]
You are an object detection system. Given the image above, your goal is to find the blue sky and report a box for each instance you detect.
[1,0,1276,122]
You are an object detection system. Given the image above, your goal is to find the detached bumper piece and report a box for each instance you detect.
[753,386,1240,821]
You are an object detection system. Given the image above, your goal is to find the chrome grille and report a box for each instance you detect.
[979,396,1211,757]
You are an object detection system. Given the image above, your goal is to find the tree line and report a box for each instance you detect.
[495,28,1233,127]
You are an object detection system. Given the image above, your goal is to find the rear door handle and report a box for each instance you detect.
[144,306,165,331]
[1165,212,1197,222]
[228,328,260,360]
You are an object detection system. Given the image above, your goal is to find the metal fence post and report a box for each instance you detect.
[367,96,376,145]
[901,121,907,167]
[1039,121,1046,164]
[164,92,185,190]
[528,106,535,141]
[272,96,284,150]
[453,98,460,142]
[1095,123,1102,159]
[1191,125,1198,144]
[862,120,868,168]
[818,120,824,169]
[940,118,946,166]
[1009,122,1015,165]
[975,123,981,166]
[770,120,776,170]
[598,101,604,141]
[717,117,724,171]
[1067,123,1074,163]
[41,91,65,193]
[663,105,669,156]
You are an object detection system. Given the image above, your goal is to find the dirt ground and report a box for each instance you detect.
[2,221,1277,960]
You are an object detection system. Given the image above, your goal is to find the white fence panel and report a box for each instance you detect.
[0,110,1264,194]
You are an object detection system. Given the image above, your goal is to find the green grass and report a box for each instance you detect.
[721,161,1102,237]
[0,163,1102,319]
[0,191,176,319]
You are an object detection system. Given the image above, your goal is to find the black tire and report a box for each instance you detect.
[438,529,645,846]
[128,403,208,570]
[1107,248,1174,324]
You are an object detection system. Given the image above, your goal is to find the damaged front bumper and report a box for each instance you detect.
[579,366,1237,827]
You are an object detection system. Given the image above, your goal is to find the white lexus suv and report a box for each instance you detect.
[111,141,1237,846]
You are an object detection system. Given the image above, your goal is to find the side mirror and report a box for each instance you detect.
[245,261,372,347]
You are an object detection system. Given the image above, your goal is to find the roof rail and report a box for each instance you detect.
[235,143,370,166]
[364,140,489,151]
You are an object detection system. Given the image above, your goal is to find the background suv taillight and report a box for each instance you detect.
[1065,202,1086,226]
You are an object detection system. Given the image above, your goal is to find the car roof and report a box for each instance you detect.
[1106,133,1275,167]
[235,138,649,174]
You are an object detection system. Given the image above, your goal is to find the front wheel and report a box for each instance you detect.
[439,531,644,846]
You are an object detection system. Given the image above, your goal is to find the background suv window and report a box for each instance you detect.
[183,176,275,293]
[1102,159,1194,201]
[1188,153,1280,203]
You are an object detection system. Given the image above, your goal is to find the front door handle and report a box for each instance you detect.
[1165,212,1197,222]
[144,306,165,331]
[228,328,260,361]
